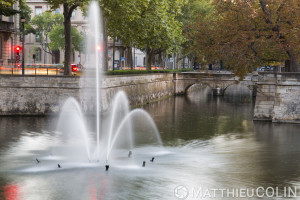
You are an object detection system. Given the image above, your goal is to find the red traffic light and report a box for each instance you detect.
[15,46,21,51]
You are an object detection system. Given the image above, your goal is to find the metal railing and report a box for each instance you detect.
[0,64,65,76]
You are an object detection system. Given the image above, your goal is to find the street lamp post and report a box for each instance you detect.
[21,17,25,75]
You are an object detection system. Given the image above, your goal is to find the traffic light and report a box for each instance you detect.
[96,45,102,51]
[15,46,21,55]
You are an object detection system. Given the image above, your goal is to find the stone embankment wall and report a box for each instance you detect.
[0,74,174,115]
[254,73,300,123]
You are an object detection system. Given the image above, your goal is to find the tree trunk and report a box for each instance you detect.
[220,60,224,70]
[287,51,300,72]
[161,53,164,69]
[112,38,115,71]
[190,57,195,68]
[146,48,153,70]
[284,60,290,72]
[63,3,72,75]
[128,46,133,70]
[102,19,108,71]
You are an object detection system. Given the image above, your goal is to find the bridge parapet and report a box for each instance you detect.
[174,72,258,96]
[254,72,300,123]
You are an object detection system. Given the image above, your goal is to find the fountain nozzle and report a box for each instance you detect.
[36,158,40,163]
[58,164,62,168]
[142,161,146,167]
[128,151,132,158]
[105,165,109,171]
[150,157,155,162]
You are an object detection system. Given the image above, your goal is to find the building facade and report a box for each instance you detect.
[25,0,87,66]
[25,0,145,69]
[0,3,20,67]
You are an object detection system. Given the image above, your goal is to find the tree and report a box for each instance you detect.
[46,0,89,75]
[19,0,35,35]
[102,0,184,70]
[179,0,215,68]
[0,0,19,16]
[32,12,63,57]
[49,25,83,52]
[189,0,300,76]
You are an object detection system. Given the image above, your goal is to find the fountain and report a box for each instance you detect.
[51,1,162,169]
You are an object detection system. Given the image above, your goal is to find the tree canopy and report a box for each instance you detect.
[46,0,89,75]
[49,25,83,52]
[30,0,300,74]
[0,0,19,16]
[188,0,300,75]
[32,12,83,55]
[102,0,184,69]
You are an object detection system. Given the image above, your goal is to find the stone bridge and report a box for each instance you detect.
[254,72,300,123]
[174,72,258,96]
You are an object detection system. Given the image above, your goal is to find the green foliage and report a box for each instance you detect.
[49,25,83,52]
[188,0,300,74]
[180,0,215,58]
[31,12,64,55]
[0,0,19,16]
[32,12,63,38]
[19,0,35,35]
[103,0,184,58]
[46,0,88,10]
[45,0,90,75]
[32,12,83,52]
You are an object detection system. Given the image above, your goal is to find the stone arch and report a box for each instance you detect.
[184,82,213,94]
[223,83,253,96]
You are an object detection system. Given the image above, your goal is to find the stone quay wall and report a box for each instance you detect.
[0,74,174,115]
[254,73,300,123]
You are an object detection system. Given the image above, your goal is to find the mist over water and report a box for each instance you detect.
[1,87,300,199]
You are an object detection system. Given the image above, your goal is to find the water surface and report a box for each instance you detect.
[1,86,300,200]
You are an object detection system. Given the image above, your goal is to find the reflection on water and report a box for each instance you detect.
[1,87,300,199]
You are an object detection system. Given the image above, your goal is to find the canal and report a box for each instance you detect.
[0,85,300,199]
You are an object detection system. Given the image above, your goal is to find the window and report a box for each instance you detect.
[8,38,13,59]
[35,32,41,42]
[71,11,75,20]
[35,7,42,15]
[54,8,59,14]
[36,48,42,62]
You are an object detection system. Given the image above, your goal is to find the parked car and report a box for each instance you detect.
[257,66,276,72]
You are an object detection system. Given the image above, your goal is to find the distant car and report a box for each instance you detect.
[193,63,201,70]
[71,64,78,72]
[71,64,84,75]
[257,66,276,72]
